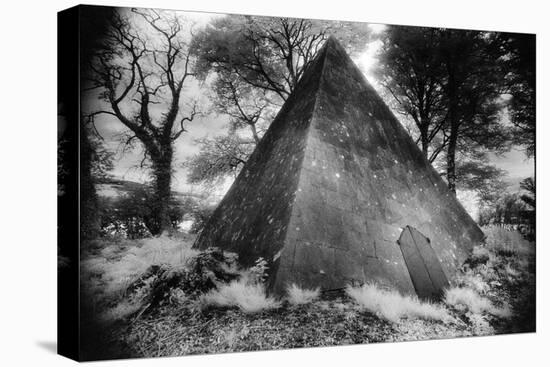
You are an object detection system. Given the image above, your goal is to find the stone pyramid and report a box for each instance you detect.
[194,36,484,298]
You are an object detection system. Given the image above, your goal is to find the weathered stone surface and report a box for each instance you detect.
[194,36,484,297]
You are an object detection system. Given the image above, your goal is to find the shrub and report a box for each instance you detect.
[465,246,493,268]
[81,235,199,304]
[185,248,240,292]
[199,279,280,313]
[286,284,320,305]
[121,248,240,313]
[484,226,533,257]
[189,204,216,234]
[466,313,495,336]
[99,187,196,238]
[456,272,490,295]
[99,299,143,322]
[504,263,521,280]
[246,257,269,284]
[346,283,452,323]
[444,287,511,318]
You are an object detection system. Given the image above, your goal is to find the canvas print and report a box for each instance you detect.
[57,4,536,361]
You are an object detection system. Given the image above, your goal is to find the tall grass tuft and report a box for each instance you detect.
[199,279,280,313]
[346,283,452,323]
[444,287,512,318]
[286,284,320,305]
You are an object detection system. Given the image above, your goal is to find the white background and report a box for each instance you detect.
[0,0,547,366]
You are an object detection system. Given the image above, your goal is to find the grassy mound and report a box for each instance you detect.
[79,226,535,359]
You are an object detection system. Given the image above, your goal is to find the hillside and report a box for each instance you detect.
[96,177,206,202]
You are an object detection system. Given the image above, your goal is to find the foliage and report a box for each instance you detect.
[438,30,511,192]
[82,237,244,324]
[124,250,241,314]
[346,283,452,323]
[286,284,320,305]
[455,226,534,322]
[81,123,114,239]
[99,187,195,239]
[187,15,371,185]
[455,272,490,295]
[199,279,280,313]
[483,225,533,256]
[439,226,533,336]
[99,298,144,323]
[455,155,508,205]
[184,248,240,293]
[208,71,273,144]
[519,177,535,209]
[376,27,447,160]
[444,287,511,317]
[81,234,199,307]
[192,15,371,100]
[189,204,216,234]
[100,194,152,239]
[185,134,254,185]
[377,27,516,193]
[478,193,532,228]
[464,245,493,269]
[246,257,270,284]
[194,254,275,313]
[498,33,536,157]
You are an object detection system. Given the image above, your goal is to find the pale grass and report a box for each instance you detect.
[504,263,521,279]
[199,279,280,313]
[456,272,490,295]
[346,283,452,323]
[444,287,512,318]
[98,299,142,322]
[483,226,533,256]
[471,245,495,263]
[286,284,320,305]
[81,235,198,301]
[466,312,495,336]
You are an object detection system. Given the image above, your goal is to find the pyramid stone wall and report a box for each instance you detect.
[193,46,326,271]
[195,37,484,296]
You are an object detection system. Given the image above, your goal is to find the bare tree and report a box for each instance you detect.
[86,9,198,235]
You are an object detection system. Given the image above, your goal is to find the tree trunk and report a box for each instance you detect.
[150,146,174,235]
[446,125,458,194]
[420,127,429,159]
[445,56,458,195]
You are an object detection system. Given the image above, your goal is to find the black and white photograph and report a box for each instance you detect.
[56,2,536,363]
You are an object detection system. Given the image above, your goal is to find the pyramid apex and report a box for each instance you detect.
[318,35,351,67]
[324,35,343,49]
